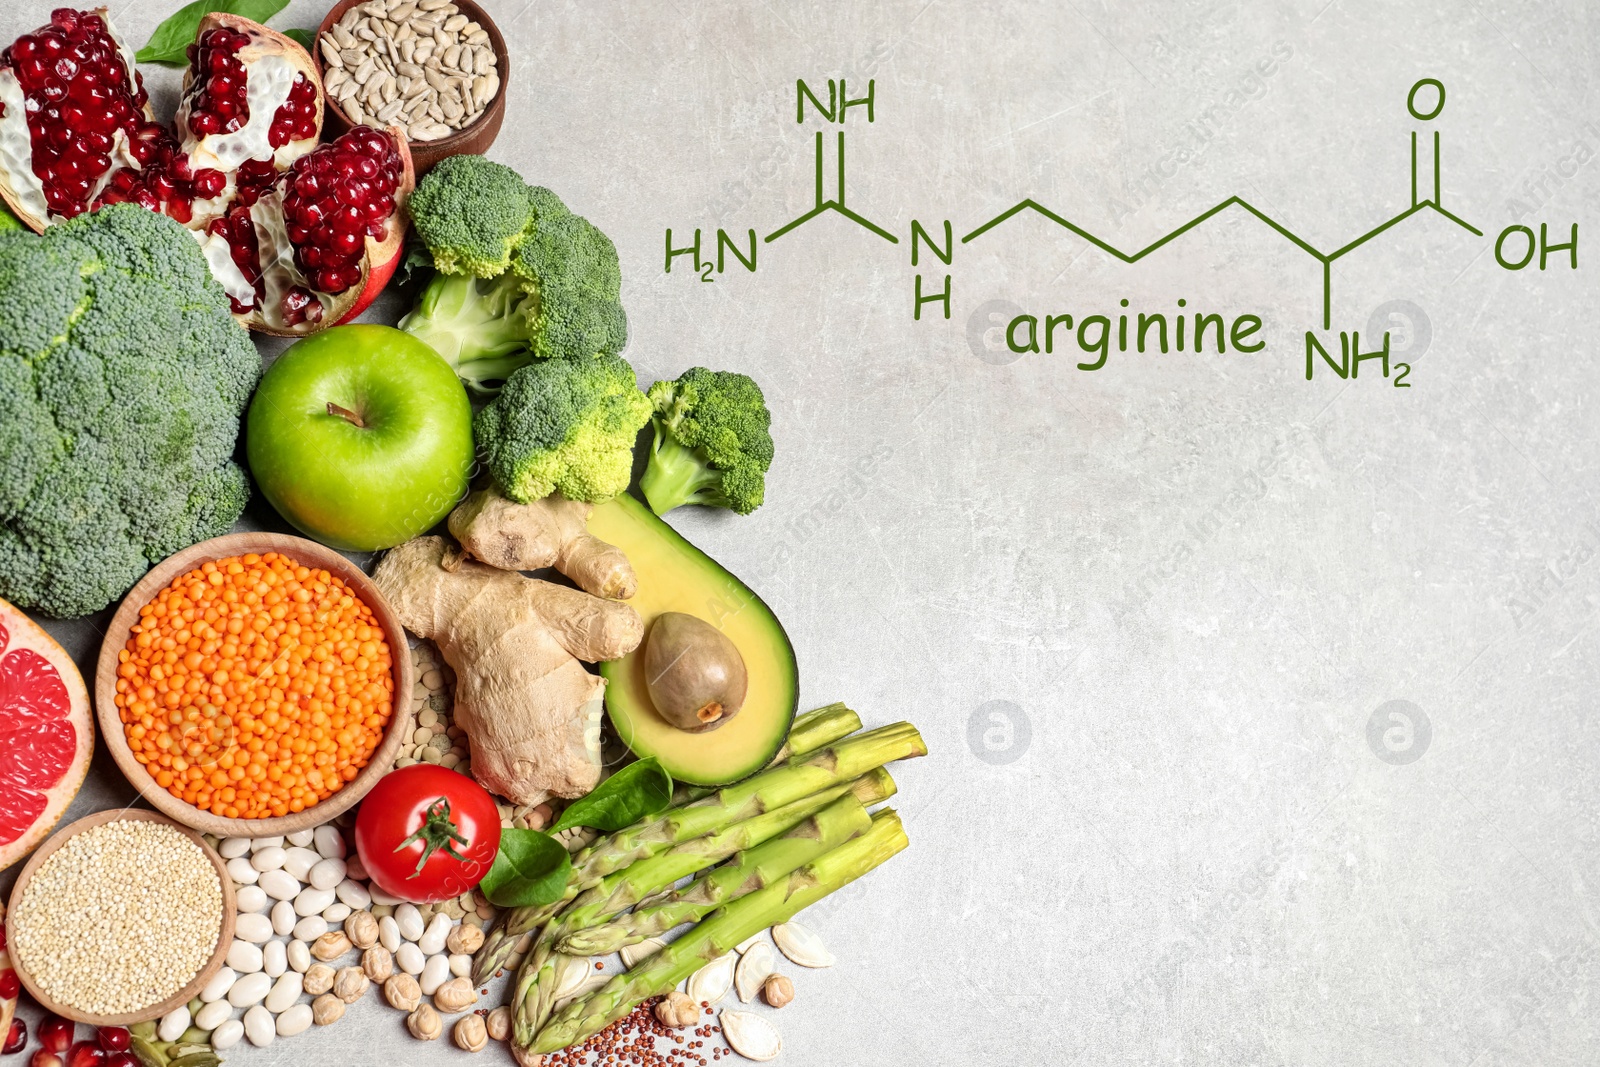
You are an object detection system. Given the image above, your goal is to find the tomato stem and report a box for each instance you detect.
[397,796,471,876]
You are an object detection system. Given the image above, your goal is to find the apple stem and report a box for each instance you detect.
[326,402,366,428]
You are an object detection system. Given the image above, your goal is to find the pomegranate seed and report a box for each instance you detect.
[36,1018,72,1056]
[28,1053,61,1067]
[99,1056,134,1067]
[93,1029,127,1055]
[0,968,18,999]
[4,1019,27,1055]
[64,1042,102,1067]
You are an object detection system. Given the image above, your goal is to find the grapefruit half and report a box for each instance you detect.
[0,599,92,870]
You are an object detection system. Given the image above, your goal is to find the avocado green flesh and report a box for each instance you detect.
[590,494,798,786]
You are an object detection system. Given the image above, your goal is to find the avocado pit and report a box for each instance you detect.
[644,612,748,733]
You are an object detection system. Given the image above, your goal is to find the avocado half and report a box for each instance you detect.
[589,494,798,786]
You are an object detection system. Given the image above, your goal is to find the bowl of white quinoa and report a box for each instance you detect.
[6,811,234,1024]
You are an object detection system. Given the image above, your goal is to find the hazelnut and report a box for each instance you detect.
[312,930,353,961]
[333,966,370,1004]
[407,1003,443,1041]
[453,1014,488,1053]
[432,976,478,1013]
[446,923,484,955]
[485,1005,512,1042]
[311,993,346,1026]
[385,972,423,1012]
[345,910,380,950]
[655,990,699,1029]
[363,945,395,983]
[761,973,794,1008]
[303,963,337,996]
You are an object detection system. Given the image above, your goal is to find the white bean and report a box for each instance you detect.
[295,886,336,916]
[271,900,297,937]
[262,939,288,978]
[314,825,348,859]
[195,998,233,1031]
[418,913,452,956]
[419,953,450,995]
[250,836,285,852]
[250,846,287,872]
[395,942,425,975]
[219,837,251,859]
[211,1020,244,1051]
[395,903,424,941]
[310,857,347,890]
[335,879,371,910]
[201,966,237,1003]
[286,829,315,847]
[265,971,304,1012]
[259,869,301,901]
[369,884,404,906]
[379,915,401,952]
[276,1003,314,1037]
[226,941,263,973]
[225,857,259,885]
[235,913,273,943]
[235,885,269,913]
[323,902,352,924]
[158,1005,190,1042]
[287,939,312,973]
[243,1004,275,1047]
[228,971,272,1007]
[448,953,472,978]
[283,847,321,882]
[293,916,329,941]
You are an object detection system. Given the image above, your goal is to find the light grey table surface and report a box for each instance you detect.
[5,0,1599,1064]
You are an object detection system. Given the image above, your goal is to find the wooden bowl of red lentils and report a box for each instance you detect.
[93,533,415,838]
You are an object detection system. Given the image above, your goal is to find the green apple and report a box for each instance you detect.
[247,325,474,551]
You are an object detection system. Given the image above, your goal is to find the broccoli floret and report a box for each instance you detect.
[407,155,536,278]
[400,170,628,396]
[0,204,259,618]
[474,354,652,504]
[640,367,774,516]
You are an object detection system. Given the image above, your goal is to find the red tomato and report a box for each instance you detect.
[355,765,501,903]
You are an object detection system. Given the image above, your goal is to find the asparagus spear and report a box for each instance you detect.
[557,790,872,956]
[474,721,924,981]
[514,769,897,1042]
[530,810,909,1055]
[682,702,863,802]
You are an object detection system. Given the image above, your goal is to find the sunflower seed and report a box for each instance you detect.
[320,38,344,66]
[465,29,488,45]
[443,44,461,68]
[346,100,367,124]
[390,2,417,18]
[474,49,495,76]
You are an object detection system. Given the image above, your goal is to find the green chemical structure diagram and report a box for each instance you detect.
[664,77,1580,387]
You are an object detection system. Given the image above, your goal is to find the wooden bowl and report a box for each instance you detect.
[94,533,415,838]
[314,0,509,175]
[6,810,235,1026]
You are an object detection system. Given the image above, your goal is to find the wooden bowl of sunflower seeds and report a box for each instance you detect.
[314,0,508,174]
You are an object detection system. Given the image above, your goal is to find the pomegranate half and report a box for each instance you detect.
[0,598,93,872]
[197,124,414,334]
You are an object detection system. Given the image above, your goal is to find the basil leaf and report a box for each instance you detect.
[136,0,291,65]
[479,829,571,908]
[549,758,673,835]
[282,27,315,50]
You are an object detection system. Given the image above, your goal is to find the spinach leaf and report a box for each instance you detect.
[478,829,571,908]
[549,758,673,835]
[283,28,315,50]
[137,0,291,65]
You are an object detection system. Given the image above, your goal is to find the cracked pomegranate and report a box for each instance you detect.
[200,124,414,333]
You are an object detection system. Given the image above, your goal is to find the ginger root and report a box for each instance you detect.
[373,536,644,801]
[446,488,637,600]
